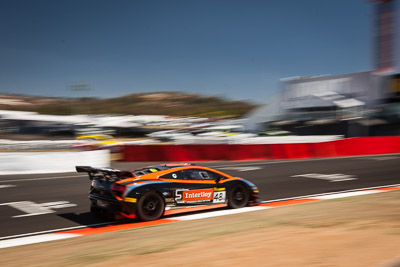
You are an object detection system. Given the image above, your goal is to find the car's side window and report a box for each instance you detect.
[208,170,227,181]
[160,169,227,180]
[182,169,199,180]
[182,169,215,180]
[205,170,225,180]
[159,171,183,179]
[198,171,213,180]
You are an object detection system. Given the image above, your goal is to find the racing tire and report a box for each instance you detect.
[228,183,249,209]
[136,192,165,221]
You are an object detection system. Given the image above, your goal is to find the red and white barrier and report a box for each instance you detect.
[122,137,400,162]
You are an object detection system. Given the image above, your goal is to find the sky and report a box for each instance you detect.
[0,0,376,103]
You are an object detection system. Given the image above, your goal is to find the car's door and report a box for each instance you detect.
[173,168,228,206]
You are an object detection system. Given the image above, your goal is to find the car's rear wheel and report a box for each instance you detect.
[136,192,165,221]
[228,183,249,209]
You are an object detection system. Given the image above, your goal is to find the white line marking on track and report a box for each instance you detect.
[312,191,380,199]
[0,201,77,218]
[0,185,15,189]
[0,175,86,183]
[0,201,53,217]
[291,173,357,182]
[169,206,271,221]
[13,213,52,218]
[218,166,262,172]
[0,233,80,249]
[41,201,78,209]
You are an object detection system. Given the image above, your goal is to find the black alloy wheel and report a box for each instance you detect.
[136,192,165,221]
[228,183,249,209]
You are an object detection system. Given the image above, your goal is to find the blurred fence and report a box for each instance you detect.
[122,137,400,161]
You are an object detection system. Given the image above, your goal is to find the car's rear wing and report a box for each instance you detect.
[76,166,134,182]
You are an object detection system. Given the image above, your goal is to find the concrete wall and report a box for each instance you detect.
[0,150,110,175]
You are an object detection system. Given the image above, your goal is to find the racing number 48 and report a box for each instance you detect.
[213,191,226,203]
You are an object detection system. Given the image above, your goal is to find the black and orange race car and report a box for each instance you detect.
[76,163,260,221]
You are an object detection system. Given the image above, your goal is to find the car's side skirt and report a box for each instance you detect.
[164,203,227,216]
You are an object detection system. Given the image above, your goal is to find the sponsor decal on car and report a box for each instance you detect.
[175,189,213,203]
[175,188,227,204]
[212,191,226,203]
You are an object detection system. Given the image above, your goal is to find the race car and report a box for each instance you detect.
[73,134,123,152]
[76,163,260,221]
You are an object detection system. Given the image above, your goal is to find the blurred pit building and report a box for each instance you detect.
[245,0,400,137]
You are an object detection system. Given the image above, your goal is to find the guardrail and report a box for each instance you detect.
[122,137,400,161]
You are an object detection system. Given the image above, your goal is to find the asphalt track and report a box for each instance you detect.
[0,154,399,239]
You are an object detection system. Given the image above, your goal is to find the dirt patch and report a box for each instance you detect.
[2,190,400,267]
[105,227,400,267]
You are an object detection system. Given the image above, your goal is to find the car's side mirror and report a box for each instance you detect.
[215,176,222,183]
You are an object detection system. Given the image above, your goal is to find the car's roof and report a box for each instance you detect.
[131,163,194,176]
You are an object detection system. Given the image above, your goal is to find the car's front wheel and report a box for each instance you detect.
[136,192,165,221]
[228,183,249,209]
